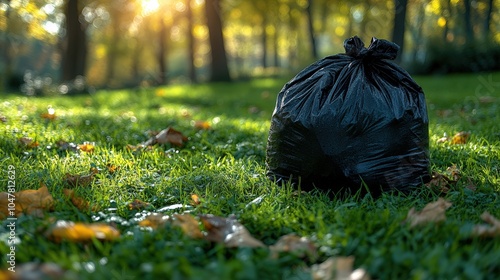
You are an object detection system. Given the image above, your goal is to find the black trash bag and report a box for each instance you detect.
[266,36,430,196]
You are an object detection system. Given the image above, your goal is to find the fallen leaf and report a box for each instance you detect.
[193,120,211,130]
[0,182,54,219]
[471,212,500,238]
[63,189,98,211]
[106,163,119,174]
[436,135,450,143]
[446,165,461,181]
[153,127,188,147]
[191,194,201,205]
[55,140,79,153]
[47,220,120,242]
[172,213,203,239]
[18,137,39,148]
[79,142,95,153]
[138,213,171,229]
[63,169,97,188]
[451,131,471,144]
[0,262,70,279]
[311,256,371,280]
[128,199,151,210]
[425,171,453,193]
[40,112,57,120]
[270,233,317,261]
[199,214,265,248]
[404,198,452,228]
[425,165,462,194]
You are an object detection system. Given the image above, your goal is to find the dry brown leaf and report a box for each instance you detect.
[154,127,188,147]
[128,199,151,210]
[425,171,452,193]
[199,214,265,248]
[312,256,370,280]
[404,198,452,228]
[63,169,97,188]
[471,212,500,238]
[451,131,471,144]
[47,220,120,242]
[270,233,317,261]
[62,189,98,212]
[446,165,461,181]
[425,166,462,194]
[78,142,95,153]
[138,213,171,229]
[40,112,57,120]
[172,213,203,239]
[18,137,39,148]
[0,182,54,219]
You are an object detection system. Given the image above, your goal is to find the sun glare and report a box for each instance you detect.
[141,0,160,16]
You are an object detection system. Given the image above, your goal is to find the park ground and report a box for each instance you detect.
[0,72,499,279]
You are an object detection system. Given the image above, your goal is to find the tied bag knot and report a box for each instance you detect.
[344,36,399,61]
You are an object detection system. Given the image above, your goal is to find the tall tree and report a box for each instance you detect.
[61,0,88,83]
[391,0,408,64]
[463,0,473,43]
[186,0,197,83]
[157,16,168,85]
[483,0,494,39]
[1,0,12,92]
[204,0,231,82]
[305,0,318,59]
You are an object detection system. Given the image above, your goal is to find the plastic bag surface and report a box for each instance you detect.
[266,36,430,196]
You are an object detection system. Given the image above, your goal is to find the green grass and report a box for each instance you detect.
[1,73,500,279]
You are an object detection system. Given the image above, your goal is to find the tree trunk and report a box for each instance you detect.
[484,0,494,39]
[186,0,197,83]
[62,0,87,83]
[1,0,12,92]
[157,17,168,85]
[205,0,231,82]
[391,0,408,64]
[305,0,318,60]
[261,15,268,68]
[463,0,473,43]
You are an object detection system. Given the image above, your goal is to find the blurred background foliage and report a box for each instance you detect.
[0,0,499,94]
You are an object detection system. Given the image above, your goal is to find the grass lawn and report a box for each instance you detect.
[1,72,499,279]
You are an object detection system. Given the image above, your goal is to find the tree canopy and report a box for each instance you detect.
[1,0,499,90]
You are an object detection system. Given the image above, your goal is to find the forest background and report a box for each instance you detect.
[1,0,500,93]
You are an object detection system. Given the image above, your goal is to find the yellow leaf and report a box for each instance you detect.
[138,213,171,229]
[0,182,54,219]
[79,142,95,153]
[404,198,452,228]
[193,120,211,130]
[47,220,120,242]
[191,194,201,205]
[451,131,470,144]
